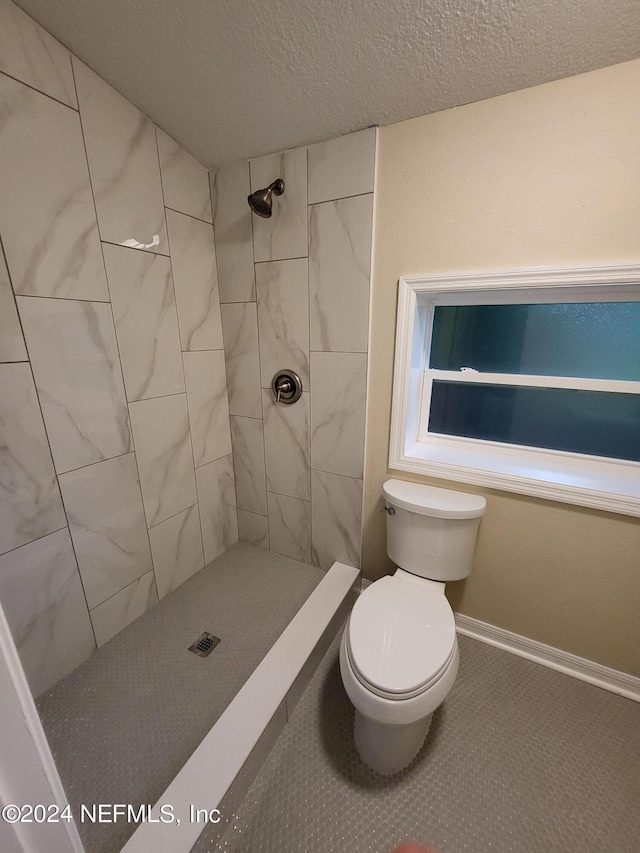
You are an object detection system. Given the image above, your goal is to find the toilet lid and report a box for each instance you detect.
[348,576,456,696]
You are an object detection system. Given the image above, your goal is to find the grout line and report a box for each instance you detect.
[194,450,234,471]
[308,347,368,354]
[228,410,264,421]
[306,145,316,566]
[100,238,170,258]
[100,239,169,260]
[0,68,79,112]
[56,449,135,478]
[310,467,364,483]
[128,390,187,406]
[308,190,375,206]
[89,567,156,614]
[266,490,311,504]
[0,234,29,361]
[192,473,207,566]
[253,276,269,524]
[236,508,269,520]
[164,205,213,227]
[71,56,106,252]
[254,255,309,264]
[248,159,257,302]
[0,526,68,561]
[13,291,110,304]
[146,502,199,530]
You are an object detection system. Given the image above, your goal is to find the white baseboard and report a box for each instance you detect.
[455,613,640,703]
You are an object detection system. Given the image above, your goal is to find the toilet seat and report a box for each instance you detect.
[346,574,456,700]
[346,636,456,700]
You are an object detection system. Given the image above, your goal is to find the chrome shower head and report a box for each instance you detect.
[248,178,285,218]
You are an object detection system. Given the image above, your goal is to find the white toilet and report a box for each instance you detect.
[340,479,486,774]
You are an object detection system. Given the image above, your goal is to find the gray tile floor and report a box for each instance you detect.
[36,542,325,853]
[206,629,640,853]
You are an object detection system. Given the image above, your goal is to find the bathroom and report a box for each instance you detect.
[1,0,639,851]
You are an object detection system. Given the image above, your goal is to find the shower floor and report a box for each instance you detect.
[203,628,640,853]
[36,542,325,853]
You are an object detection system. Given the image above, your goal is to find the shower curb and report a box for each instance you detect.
[120,560,360,853]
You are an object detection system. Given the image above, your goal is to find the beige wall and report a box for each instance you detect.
[364,59,640,676]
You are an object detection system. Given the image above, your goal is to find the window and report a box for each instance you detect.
[389,264,640,516]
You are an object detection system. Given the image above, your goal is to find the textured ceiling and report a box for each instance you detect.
[13,0,640,168]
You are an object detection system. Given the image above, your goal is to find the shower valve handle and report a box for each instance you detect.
[271,370,303,405]
[276,379,292,403]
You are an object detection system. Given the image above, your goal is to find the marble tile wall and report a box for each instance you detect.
[213,127,376,570]
[0,0,235,695]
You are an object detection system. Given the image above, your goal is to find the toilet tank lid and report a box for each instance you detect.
[383,479,486,519]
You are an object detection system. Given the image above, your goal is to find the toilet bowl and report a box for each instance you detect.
[340,479,485,774]
[340,571,459,773]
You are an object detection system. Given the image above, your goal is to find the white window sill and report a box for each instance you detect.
[392,437,640,517]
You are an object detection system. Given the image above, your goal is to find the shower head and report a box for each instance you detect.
[248,178,285,218]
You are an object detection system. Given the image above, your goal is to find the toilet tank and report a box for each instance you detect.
[382,480,486,581]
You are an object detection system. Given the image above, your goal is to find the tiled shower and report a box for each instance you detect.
[0,0,375,701]
[212,128,375,571]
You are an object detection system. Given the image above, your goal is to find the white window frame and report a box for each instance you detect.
[389,263,640,517]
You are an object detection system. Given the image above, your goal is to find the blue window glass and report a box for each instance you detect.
[430,303,640,381]
[428,381,640,462]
